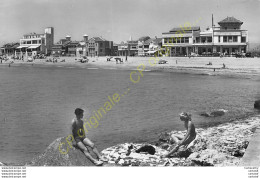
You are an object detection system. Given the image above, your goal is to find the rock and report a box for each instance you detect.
[209,109,227,117]
[136,145,156,155]
[172,147,193,158]
[200,109,227,117]
[188,149,226,166]
[199,112,210,117]
[26,137,95,166]
[254,100,260,109]
[158,132,171,143]
[160,143,170,150]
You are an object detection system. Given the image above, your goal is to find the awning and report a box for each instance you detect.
[28,45,41,49]
[16,46,28,49]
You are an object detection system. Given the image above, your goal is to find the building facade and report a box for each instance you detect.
[1,43,20,56]
[17,27,54,57]
[51,35,72,56]
[87,37,113,57]
[162,16,248,56]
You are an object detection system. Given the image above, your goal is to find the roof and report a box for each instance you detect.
[89,37,108,42]
[68,41,80,45]
[152,38,162,44]
[138,36,150,42]
[169,26,200,32]
[127,40,138,44]
[144,38,153,45]
[24,32,44,36]
[1,42,20,49]
[218,16,243,24]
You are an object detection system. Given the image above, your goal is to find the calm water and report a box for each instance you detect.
[0,64,259,163]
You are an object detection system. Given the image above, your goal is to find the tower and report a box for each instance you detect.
[83,34,88,42]
[66,35,71,41]
[44,27,54,54]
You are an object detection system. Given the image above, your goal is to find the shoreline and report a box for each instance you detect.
[1,56,259,166]
[1,56,260,78]
[100,114,260,166]
[1,113,260,166]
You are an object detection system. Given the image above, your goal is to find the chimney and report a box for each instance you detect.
[83,34,88,42]
[66,35,71,41]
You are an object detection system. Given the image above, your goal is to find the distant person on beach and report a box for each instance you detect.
[71,108,105,166]
[161,112,196,158]
[222,63,226,68]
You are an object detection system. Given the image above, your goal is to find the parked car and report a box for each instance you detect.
[245,52,253,58]
[158,59,168,64]
[235,53,245,58]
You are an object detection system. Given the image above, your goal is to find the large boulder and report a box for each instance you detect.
[254,100,260,109]
[200,109,227,117]
[26,137,95,166]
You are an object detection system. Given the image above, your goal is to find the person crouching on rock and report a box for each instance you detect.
[71,108,106,166]
[161,112,196,158]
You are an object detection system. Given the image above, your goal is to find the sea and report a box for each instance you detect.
[0,63,259,163]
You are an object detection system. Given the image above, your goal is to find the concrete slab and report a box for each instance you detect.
[240,127,260,166]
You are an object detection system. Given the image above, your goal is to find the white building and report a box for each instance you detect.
[162,16,248,56]
[16,27,54,57]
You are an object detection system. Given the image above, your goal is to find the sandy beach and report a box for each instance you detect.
[3,56,260,76]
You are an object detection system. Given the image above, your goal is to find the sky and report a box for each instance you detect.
[0,0,260,46]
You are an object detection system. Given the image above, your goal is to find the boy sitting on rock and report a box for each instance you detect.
[161,112,197,158]
[71,108,105,166]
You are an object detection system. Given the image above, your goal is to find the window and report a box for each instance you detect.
[196,37,200,43]
[241,37,246,43]
[228,36,232,42]
[233,36,238,42]
[218,36,220,43]
[223,36,227,42]
[185,37,189,43]
[181,38,184,43]
[27,41,31,44]
[207,37,212,43]
[32,40,37,44]
[38,40,41,44]
[42,39,45,44]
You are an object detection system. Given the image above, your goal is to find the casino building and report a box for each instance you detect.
[162,16,248,56]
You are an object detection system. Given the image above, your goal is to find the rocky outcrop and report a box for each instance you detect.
[8,115,258,167]
[254,100,260,109]
[26,137,95,166]
[199,109,227,117]
[101,115,260,166]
